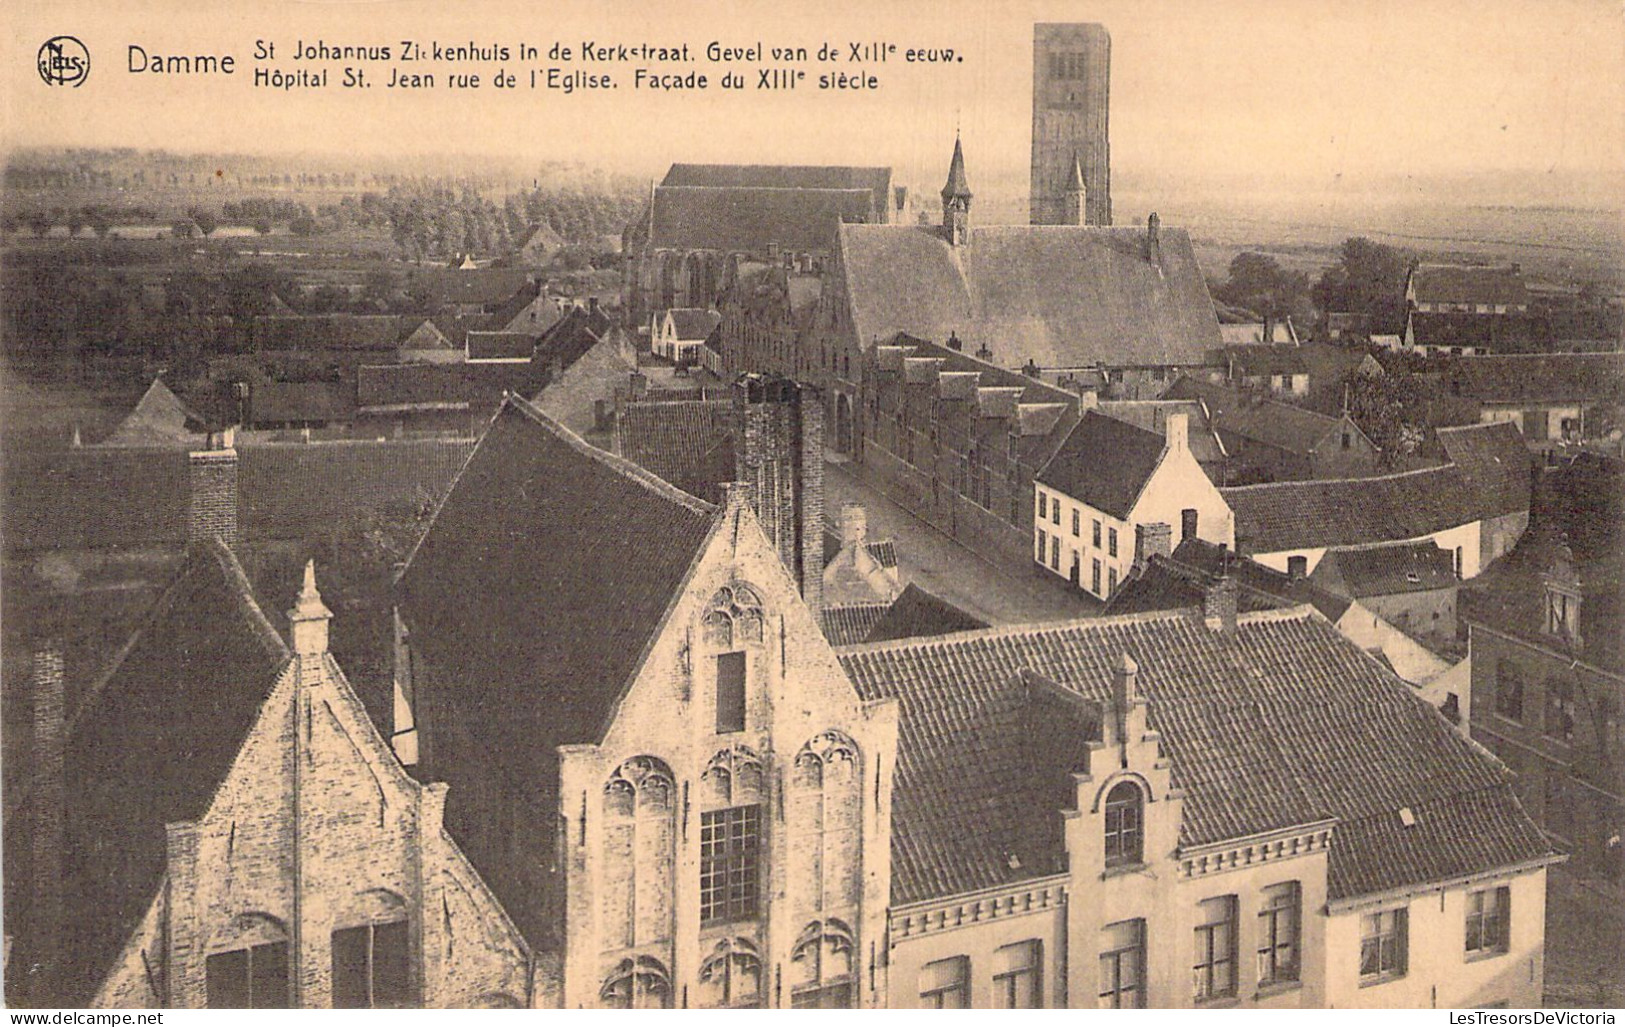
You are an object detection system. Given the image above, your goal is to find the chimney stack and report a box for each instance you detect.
[1203,575,1238,636]
[1146,212,1161,264]
[188,427,239,548]
[1078,387,1099,411]
[1134,521,1173,573]
[841,502,869,550]
[1164,411,1188,455]
[733,375,825,618]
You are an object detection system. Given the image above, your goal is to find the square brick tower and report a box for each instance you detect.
[1030,23,1111,227]
[733,374,824,618]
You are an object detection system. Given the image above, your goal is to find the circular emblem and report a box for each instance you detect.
[38,36,90,87]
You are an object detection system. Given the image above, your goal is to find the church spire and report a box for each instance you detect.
[1063,151,1087,226]
[940,135,973,246]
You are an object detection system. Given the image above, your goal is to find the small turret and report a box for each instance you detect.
[941,136,973,247]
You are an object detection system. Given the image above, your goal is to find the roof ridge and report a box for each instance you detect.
[505,393,717,515]
[1221,461,1457,492]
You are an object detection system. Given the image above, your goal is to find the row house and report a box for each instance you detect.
[1463,453,1624,883]
[1441,353,1625,448]
[1164,376,1381,484]
[1032,410,1233,602]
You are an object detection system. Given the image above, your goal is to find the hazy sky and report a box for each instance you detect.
[3,0,1622,205]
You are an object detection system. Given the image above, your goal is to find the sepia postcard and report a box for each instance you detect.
[0,0,1621,1013]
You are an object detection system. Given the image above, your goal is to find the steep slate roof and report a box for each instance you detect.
[1409,263,1529,307]
[862,583,987,644]
[1098,399,1225,467]
[660,163,893,213]
[1441,353,1625,405]
[1035,411,1168,520]
[1106,537,1353,622]
[1434,422,1534,519]
[837,607,1550,906]
[1164,376,1357,456]
[665,307,722,341]
[101,378,206,447]
[398,393,716,762]
[1224,464,1478,554]
[56,540,291,1002]
[615,398,737,503]
[837,222,1221,369]
[649,186,879,252]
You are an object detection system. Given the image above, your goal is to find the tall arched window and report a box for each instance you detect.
[704,584,764,735]
[601,955,672,1009]
[701,746,766,925]
[790,918,856,1008]
[792,730,862,912]
[205,913,290,1009]
[603,757,676,949]
[1104,780,1143,867]
[698,937,764,1008]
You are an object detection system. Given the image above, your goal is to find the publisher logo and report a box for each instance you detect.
[38,36,89,87]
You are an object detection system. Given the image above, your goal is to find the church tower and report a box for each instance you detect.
[1031,23,1111,226]
[941,135,972,247]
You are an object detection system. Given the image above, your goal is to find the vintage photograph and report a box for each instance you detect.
[1,0,1621,1011]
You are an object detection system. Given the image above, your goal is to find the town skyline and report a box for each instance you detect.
[3,0,1623,210]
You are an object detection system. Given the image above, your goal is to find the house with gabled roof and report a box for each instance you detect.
[837,598,1556,1009]
[394,394,900,1008]
[650,307,722,364]
[5,541,531,1008]
[1164,376,1382,483]
[1034,409,1233,601]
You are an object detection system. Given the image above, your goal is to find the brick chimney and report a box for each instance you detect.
[1110,652,1138,763]
[288,560,333,670]
[1134,521,1173,573]
[733,375,825,618]
[1203,575,1238,636]
[26,639,66,997]
[1164,411,1188,455]
[840,502,868,551]
[188,427,239,547]
[1146,212,1161,265]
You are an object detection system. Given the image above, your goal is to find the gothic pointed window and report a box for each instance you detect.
[602,757,676,949]
[601,955,672,1009]
[792,730,862,912]
[705,584,764,734]
[791,919,856,1008]
[699,937,764,1008]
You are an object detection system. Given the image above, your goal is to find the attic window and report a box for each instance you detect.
[1398,807,1417,829]
[1405,571,1421,584]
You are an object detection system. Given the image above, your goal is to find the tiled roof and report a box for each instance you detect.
[397,397,717,944]
[1220,343,1306,376]
[101,378,206,447]
[55,540,291,1002]
[821,603,891,647]
[401,268,533,309]
[532,334,638,437]
[1164,376,1352,456]
[837,222,1221,370]
[1408,312,1550,351]
[649,186,879,253]
[248,315,405,352]
[1409,264,1529,308]
[248,380,354,425]
[1434,422,1533,520]
[1036,411,1167,520]
[862,583,987,644]
[466,331,537,362]
[615,398,736,503]
[1313,542,1458,598]
[837,607,1549,906]
[660,163,893,213]
[1224,464,1477,554]
[1106,538,1352,622]
[664,307,722,341]
[1441,353,1625,405]
[819,528,897,571]
[1098,400,1225,467]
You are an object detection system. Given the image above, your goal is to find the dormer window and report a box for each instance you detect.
[1546,588,1579,642]
[1104,780,1143,867]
